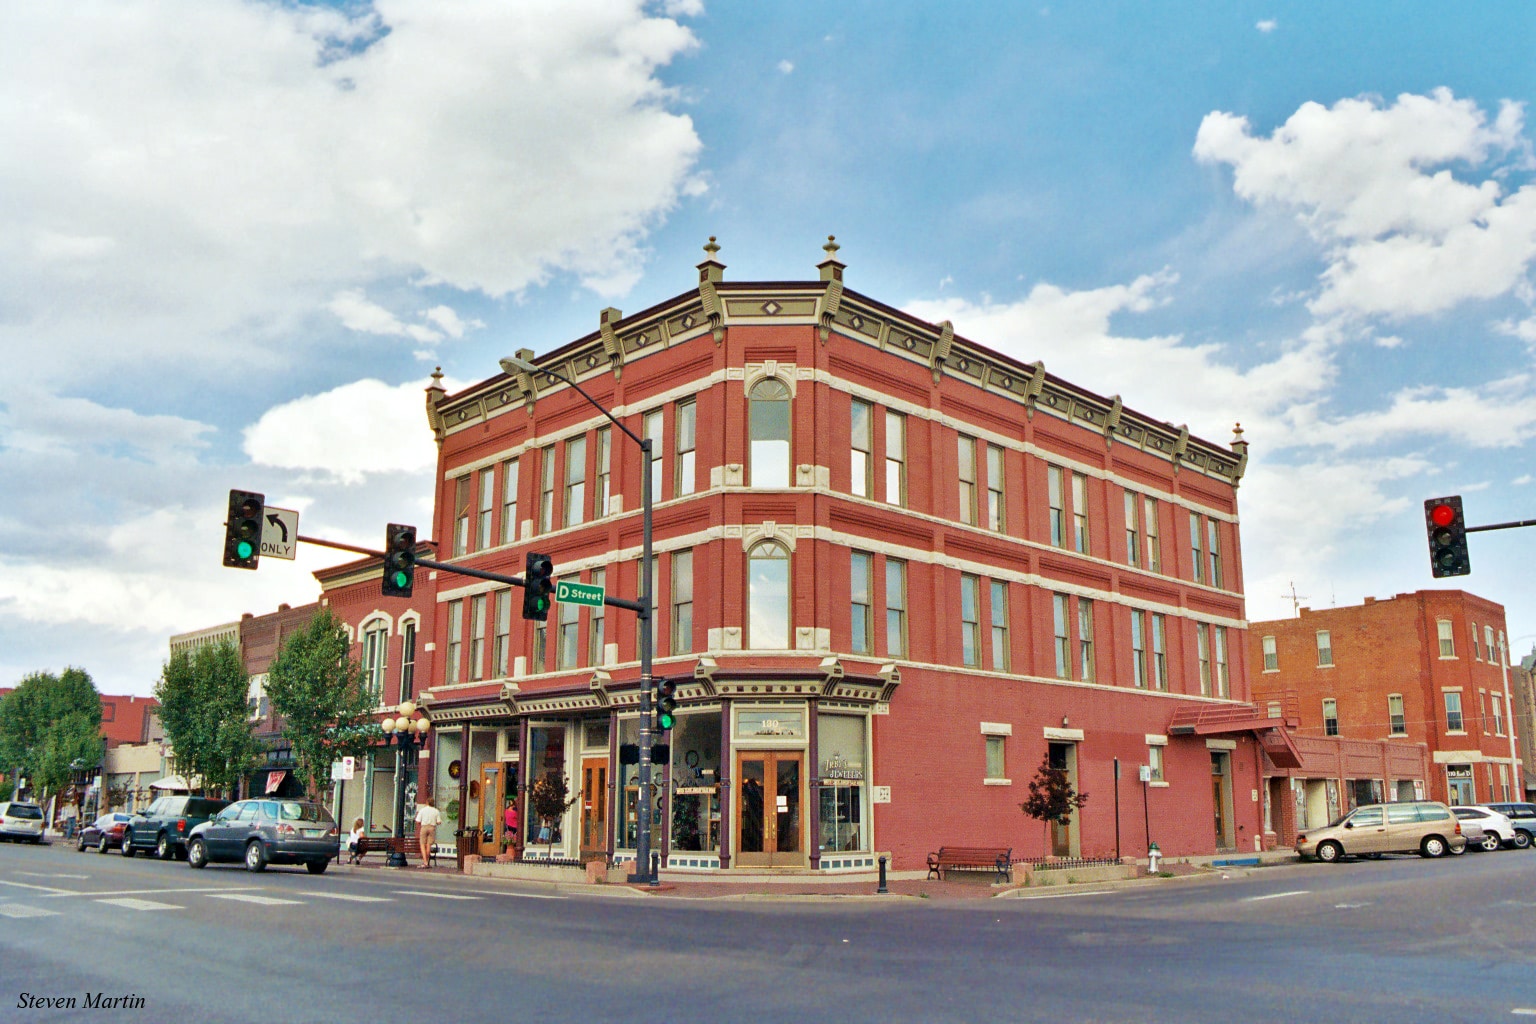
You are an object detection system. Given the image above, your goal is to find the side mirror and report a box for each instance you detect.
[1344,821,1354,829]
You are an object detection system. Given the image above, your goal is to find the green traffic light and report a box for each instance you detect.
[658,711,675,730]
[393,571,409,589]
[236,540,254,560]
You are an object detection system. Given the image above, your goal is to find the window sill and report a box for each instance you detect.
[1316,663,1335,669]
[1262,668,1279,674]
[1148,780,1170,788]
[1446,730,1468,736]
[983,778,1012,787]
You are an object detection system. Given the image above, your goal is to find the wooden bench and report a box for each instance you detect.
[350,831,437,868]
[926,846,1013,883]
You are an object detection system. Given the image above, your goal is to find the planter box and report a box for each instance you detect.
[473,860,590,884]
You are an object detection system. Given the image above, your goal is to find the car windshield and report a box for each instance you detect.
[278,802,335,823]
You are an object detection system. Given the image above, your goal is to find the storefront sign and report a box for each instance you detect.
[737,710,804,738]
[1447,765,1474,779]
[675,786,717,795]
[819,753,864,780]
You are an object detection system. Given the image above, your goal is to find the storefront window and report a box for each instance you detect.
[617,716,663,852]
[526,725,569,844]
[817,714,867,853]
[368,748,396,834]
[736,709,804,740]
[670,712,722,853]
[433,729,462,834]
[466,730,497,843]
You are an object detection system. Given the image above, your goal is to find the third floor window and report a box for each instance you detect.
[850,399,872,498]
[749,379,791,488]
[676,400,697,497]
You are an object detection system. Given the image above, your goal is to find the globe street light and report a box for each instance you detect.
[500,353,657,884]
[380,701,431,868]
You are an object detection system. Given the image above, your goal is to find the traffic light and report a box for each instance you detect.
[1425,496,1471,578]
[222,489,265,569]
[382,524,416,597]
[523,551,554,620]
[656,679,678,732]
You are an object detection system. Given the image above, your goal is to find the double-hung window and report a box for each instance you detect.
[644,410,664,502]
[1387,694,1406,736]
[1213,626,1229,698]
[1077,599,1095,682]
[884,412,906,506]
[958,437,978,525]
[989,580,1009,671]
[1197,624,1212,696]
[593,428,612,519]
[1323,698,1339,736]
[446,600,464,684]
[399,621,416,700]
[557,578,579,669]
[1124,491,1141,567]
[1316,630,1333,667]
[500,458,520,543]
[676,400,696,497]
[671,550,694,655]
[361,622,387,700]
[470,595,487,680]
[885,559,907,656]
[850,552,873,655]
[1437,619,1455,658]
[1144,497,1161,572]
[588,568,607,666]
[850,399,873,498]
[1048,467,1066,548]
[1151,614,1167,690]
[1052,595,1070,679]
[1444,692,1464,732]
[1131,610,1147,688]
[492,590,512,678]
[960,575,980,667]
[1072,474,1089,554]
[1262,635,1278,672]
[477,468,495,549]
[453,476,472,555]
[1208,520,1223,588]
[1189,514,1205,584]
[564,436,587,528]
[986,447,1005,531]
[538,445,556,534]
[748,381,791,488]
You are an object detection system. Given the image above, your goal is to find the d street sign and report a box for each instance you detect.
[261,506,299,560]
[555,579,604,607]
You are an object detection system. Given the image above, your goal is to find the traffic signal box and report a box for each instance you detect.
[1425,496,1471,578]
[523,552,554,620]
[655,679,678,732]
[222,489,265,569]
[382,524,417,597]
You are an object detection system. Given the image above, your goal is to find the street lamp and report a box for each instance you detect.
[500,353,657,885]
[380,701,432,868]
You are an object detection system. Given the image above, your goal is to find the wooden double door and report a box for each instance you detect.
[735,751,805,868]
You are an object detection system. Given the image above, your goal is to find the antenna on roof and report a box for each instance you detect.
[1282,581,1308,618]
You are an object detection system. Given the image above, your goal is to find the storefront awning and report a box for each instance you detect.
[1167,704,1305,769]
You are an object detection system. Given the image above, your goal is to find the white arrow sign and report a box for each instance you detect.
[261,506,299,560]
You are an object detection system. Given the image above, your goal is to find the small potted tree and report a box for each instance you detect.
[1020,754,1089,860]
[530,770,576,860]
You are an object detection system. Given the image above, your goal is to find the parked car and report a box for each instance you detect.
[186,798,340,874]
[77,813,135,854]
[1485,802,1536,847]
[0,801,46,843]
[1296,801,1467,861]
[123,795,230,860]
[1452,805,1522,851]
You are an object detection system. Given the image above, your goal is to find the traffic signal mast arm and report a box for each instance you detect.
[1466,516,1536,533]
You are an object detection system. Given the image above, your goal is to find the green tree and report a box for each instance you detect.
[0,668,105,804]
[154,640,260,798]
[1020,754,1089,829]
[264,609,378,798]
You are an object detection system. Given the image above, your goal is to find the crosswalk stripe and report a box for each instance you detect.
[206,893,304,906]
[392,890,481,900]
[95,898,181,911]
[307,892,393,903]
[0,904,59,918]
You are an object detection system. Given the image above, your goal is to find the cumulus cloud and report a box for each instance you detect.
[1194,89,1536,320]
[0,0,705,387]
[778,60,795,74]
[1256,19,1277,32]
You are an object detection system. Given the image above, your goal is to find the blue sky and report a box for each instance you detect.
[3,0,1535,696]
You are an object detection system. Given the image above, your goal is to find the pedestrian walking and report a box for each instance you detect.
[413,796,442,868]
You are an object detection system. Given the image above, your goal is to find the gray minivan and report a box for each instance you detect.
[1296,801,1467,862]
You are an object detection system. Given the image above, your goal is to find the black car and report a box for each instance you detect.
[123,795,231,860]
[186,799,340,874]
[77,813,135,854]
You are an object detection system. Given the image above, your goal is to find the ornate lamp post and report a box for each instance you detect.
[380,701,431,868]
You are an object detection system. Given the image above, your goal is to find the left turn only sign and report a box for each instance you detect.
[261,506,299,560]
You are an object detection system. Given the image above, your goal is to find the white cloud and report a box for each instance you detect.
[243,376,452,484]
[1194,89,1536,320]
[0,0,705,387]
[1288,377,1536,450]
[1514,474,1534,485]
[1256,19,1277,32]
[778,60,795,74]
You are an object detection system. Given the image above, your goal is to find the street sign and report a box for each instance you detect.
[555,579,605,607]
[261,506,299,560]
[330,756,356,782]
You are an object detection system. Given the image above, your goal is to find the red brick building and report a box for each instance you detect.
[238,602,319,799]
[415,239,1272,873]
[1250,590,1521,814]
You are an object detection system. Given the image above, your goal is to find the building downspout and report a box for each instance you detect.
[1500,632,1520,799]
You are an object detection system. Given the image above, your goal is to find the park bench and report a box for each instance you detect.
[926,846,1013,883]
[351,830,437,868]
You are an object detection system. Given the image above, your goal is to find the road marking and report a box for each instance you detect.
[0,904,59,918]
[1510,1010,1536,1016]
[95,898,181,911]
[41,886,264,899]
[306,892,393,903]
[492,891,566,901]
[207,893,305,906]
[1243,890,1310,902]
[1010,890,1114,900]
[0,879,75,895]
[1334,902,1371,909]
[15,871,89,880]
[393,890,482,900]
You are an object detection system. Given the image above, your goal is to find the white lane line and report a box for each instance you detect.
[307,892,393,903]
[1334,902,1371,909]
[0,904,59,918]
[0,879,75,894]
[16,871,89,880]
[1011,890,1114,901]
[491,892,566,901]
[1243,890,1310,902]
[206,893,305,906]
[392,890,482,900]
[42,886,263,899]
[95,898,181,911]
[1510,1010,1536,1016]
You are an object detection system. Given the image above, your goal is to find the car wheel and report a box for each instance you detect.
[156,834,174,861]
[1513,830,1532,850]
[187,838,207,869]
[1449,841,1467,856]
[1422,836,1448,858]
[1481,833,1502,852]
[77,836,87,852]
[244,840,267,873]
[120,838,135,857]
[1316,840,1343,863]
[98,836,110,854]
[305,859,329,875]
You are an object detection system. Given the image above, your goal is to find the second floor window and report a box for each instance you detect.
[886,558,907,657]
[1052,594,1070,679]
[960,574,980,667]
[671,550,694,655]
[594,427,612,519]
[1214,626,1229,698]
[446,600,463,684]
[1208,520,1223,588]
[1262,635,1278,672]
[1131,610,1147,688]
[990,580,1009,671]
[1144,497,1162,572]
[1151,613,1167,691]
[986,446,1005,532]
[749,379,791,488]
[850,551,872,655]
[557,578,579,669]
[1124,491,1141,567]
[1048,467,1066,547]
[850,399,872,498]
[1437,619,1455,658]
[1444,691,1464,732]
[747,541,790,648]
[588,567,607,666]
[470,595,487,680]
[361,623,387,699]
[501,458,520,543]
[453,476,471,556]
[1189,514,1205,584]
[492,590,511,678]
[477,468,495,550]
[1078,599,1095,682]
[958,437,977,525]
[676,401,697,497]
[538,445,556,534]
[644,410,664,502]
[564,437,587,528]
[1323,698,1338,736]
[399,621,416,700]
[1493,694,1505,735]
[1388,694,1406,736]
[1197,625,1211,696]
[884,411,906,505]
[1316,630,1333,667]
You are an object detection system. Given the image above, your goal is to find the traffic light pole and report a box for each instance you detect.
[1466,517,1536,533]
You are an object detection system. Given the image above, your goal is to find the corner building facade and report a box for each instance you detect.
[419,242,1266,873]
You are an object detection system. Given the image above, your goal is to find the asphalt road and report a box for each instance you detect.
[2,839,1533,1023]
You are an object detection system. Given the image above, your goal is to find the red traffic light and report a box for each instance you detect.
[1429,503,1456,528]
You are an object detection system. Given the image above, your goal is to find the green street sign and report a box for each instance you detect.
[555,580,605,608]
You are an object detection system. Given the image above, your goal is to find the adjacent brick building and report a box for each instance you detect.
[1250,590,1521,816]
[413,239,1278,873]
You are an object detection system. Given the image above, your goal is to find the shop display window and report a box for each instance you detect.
[525,726,568,844]
[670,712,722,853]
[617,716,662,851]
[817,714,867,853]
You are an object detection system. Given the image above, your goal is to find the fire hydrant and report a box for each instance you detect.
[1147,841,1162,874]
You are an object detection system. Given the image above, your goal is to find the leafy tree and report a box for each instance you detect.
[1020,754,1089,829]
[0,668,104,804]
[154,640,260,797]
[530,769,575,851]
[264,609,378,798]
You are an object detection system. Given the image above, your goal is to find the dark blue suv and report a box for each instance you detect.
[1486,802,1536,848]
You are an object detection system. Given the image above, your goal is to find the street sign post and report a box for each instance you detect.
[261,506,299,560]
[556,579,605,607]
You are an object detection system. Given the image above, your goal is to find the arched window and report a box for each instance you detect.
[747,541,791,649]
[748,378,791,488]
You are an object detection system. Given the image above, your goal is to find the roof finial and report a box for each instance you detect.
[818,233,845,283]
[703,235,720,258]
[431,366,444,386]
[823,234,839,258]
